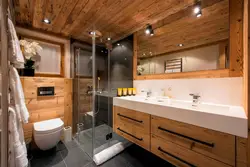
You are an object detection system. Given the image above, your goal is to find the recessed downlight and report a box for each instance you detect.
[107,37,111,41]
[43,18,51,24]
[178,44,184,47]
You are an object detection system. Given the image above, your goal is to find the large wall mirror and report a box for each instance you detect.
[136,0,231,77]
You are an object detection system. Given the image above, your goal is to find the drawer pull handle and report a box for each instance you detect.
[117,113,143,123]
[117,127,143,141]
[158,147,196,167]
[158,126,214,148]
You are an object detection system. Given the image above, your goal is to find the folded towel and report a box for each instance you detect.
[9,65,29,123]
[8,107,28,167]
[8,18,25,68]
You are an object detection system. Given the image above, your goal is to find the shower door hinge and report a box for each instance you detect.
[106,133,113,140]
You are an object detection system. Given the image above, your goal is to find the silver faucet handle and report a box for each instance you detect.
[189,93,200,99]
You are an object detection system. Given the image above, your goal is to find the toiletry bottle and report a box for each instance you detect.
[117,88,122,97]
[132,88,136,96]
[122,88,128,96]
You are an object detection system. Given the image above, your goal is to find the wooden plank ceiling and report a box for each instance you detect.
[137,0,229,58]
[14,0,198,43]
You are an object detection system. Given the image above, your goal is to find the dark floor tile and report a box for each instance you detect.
[123,144,174,167]
[61,147,92,167]
[56,141,67,152]
[52,160,66,167]
[64,140,79,149]
[30,150,65,167]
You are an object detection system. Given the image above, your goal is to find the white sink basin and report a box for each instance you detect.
[113,96,247,138]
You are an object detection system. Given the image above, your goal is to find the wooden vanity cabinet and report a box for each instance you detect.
[151,116,235,167]
[113,106,151,151]
[113,106,236,167]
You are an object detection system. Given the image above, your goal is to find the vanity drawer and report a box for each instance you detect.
[151,135,231,167]
[151,116,235,166]
[115,121,150,151]
[114,106,150,133]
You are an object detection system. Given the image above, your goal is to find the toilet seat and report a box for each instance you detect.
[34,118,64,134]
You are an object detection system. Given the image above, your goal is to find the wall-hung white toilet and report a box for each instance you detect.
[33,118,64,150]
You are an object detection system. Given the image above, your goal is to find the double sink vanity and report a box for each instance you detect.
[112,96,247,167]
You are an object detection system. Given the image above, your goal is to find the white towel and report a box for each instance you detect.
[8,107,28,167]
[9,66,29,123]
[8,18,25,68]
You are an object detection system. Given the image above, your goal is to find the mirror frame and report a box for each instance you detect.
[133,0,243,80]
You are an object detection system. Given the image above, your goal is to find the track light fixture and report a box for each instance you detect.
[145,24,154,36]
[194,0,202,18]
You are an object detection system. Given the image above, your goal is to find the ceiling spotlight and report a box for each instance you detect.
[101,50,104,53]
[107,37,111,41]
[150,30,154,36]
[43,18,51,24]
[196,11,202,18]
[145,24,153,35]
[194,7,200,14]
[89,31,95,35]
[194,0,202,17]
[178,44,184,47]
[117,43,120,46]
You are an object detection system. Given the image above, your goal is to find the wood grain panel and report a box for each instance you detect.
[14,0,205,42]
[229,0,244,76]
[151,134,231,167]
[151,115,235,166]
[115,122,150,151]
[22,77,73,143]
[114,106,150,133]
[236,136,248,167]
[135,69,230,80]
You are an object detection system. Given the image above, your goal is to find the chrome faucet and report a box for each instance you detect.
[146,90,152,98]
[189,93,201,106]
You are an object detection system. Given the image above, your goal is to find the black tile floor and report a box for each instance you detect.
[29,140,174,167]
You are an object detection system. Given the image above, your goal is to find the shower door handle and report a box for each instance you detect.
[117,113,143,123]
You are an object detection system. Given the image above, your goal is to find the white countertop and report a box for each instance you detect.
[113,96,248,138]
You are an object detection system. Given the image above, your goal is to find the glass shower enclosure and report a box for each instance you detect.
[73,32,123,160]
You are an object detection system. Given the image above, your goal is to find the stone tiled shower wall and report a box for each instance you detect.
[133,77,243,106]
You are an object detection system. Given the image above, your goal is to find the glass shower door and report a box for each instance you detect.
[91,33,114,156]
[74,46,94,158]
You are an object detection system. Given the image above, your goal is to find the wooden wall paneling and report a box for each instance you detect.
[64,79,73,127]
[135,69,230,80]
[229,0,244,77]
[218,41,227,69]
